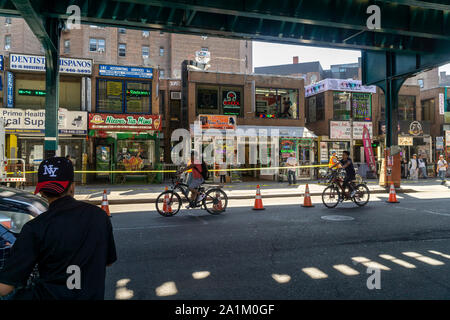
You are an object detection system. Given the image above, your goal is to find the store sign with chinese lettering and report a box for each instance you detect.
[99,64,153,79]
[89,113,161,131]
[9,54,92,74]
[305,79,376,97]
[439,93,445,115]
[198,115,237,130]
[0,108,87,134]
[330,121,373,139]
[222,91,241,116]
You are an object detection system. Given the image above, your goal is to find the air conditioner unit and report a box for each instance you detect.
[142,55,149,59]
[171,91,181,100]
[97,48,104,53]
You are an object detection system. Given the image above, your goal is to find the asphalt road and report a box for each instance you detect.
[105,191,450,300]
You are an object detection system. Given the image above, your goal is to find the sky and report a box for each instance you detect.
[252,41,450,74]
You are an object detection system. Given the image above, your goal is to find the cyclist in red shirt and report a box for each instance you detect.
[179,151,204,207]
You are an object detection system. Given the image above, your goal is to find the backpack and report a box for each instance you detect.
[194,161,209,180]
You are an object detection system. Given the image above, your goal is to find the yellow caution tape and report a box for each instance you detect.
[8,164,328,175]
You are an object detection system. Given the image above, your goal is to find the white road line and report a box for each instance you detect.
[114,224,190,231]
[424,210,450,217]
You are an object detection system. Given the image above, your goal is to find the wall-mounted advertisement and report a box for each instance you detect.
[0,108,87,134]
[9,54,92,75]
[330,121,373,140]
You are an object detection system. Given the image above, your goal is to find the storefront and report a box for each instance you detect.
[305,79,377,177]
[0,107,88,184]
[88,113,162,184]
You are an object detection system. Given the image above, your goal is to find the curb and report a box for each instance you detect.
[79,188,417,205]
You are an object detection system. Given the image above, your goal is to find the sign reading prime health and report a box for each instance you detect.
[9,54,92,75]
[99,64,153,79]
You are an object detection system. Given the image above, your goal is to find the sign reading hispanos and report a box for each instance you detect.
[9,54,92,75]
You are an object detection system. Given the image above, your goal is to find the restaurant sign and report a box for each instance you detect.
[89,113,161,131]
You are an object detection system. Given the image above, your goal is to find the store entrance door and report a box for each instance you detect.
[297,145,312,179]
[95,143,113,183]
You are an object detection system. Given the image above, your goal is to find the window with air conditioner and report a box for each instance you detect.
[160,69,165,78]
[64,40,70,54]
[90,38,105,52]
[159,47,164,56]
[142,31,149,37]
[118,28,126,34]
[5,17,11,25]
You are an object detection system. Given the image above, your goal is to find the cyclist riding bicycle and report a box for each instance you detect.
[178,151,205,208]
[331,150,356,199]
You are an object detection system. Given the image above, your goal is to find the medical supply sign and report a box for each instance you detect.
[9,54,92,75]
[0,108,88,134]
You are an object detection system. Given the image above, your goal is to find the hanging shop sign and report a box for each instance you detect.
[329,121,373,140]
[436,136,444,150]
[305,79,377,97]
[9,54,92,74]
[439,93,445,115]
[198,114,237,130]
[0,108,87,134]
[0,55,3,71]
[98,64,153,79]
[89,113,161,131]
[6,72,14,108]
[398,136,413,146]
[446,131,450,147]
[320,141,328,163]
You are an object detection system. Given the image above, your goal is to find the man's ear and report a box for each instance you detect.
[68,182,75,196]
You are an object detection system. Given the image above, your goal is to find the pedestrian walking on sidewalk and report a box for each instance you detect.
[408,154,419,181]
[219,161,227,184]
[418,154,428,179]
[286,153,297,185]
[437,155,448,185]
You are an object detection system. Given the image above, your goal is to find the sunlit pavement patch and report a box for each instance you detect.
[321,215,355,221]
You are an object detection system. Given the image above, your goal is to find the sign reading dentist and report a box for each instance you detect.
[9,54,92,75]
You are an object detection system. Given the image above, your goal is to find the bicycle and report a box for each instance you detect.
[321,169,370,208]
[155,175,228,216]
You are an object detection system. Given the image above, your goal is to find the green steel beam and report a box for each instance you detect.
[376,0,450,11]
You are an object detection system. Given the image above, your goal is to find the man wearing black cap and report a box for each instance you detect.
[0,157,117,300]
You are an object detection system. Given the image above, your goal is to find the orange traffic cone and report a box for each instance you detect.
[302,184,314,207]
[253,185,265,210]
[386,183,399,203]
[213,191,223,211]
[101,189,111,217]
[163,186,173,214]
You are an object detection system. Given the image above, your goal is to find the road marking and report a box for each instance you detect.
[424,210,450,217]
[114,224,189,230]
[302,267,328,279]
[333,264,360,276]
[321,215,355,221]
[402,252,445,266]
[351,257,391,271]
[379,254,416,269]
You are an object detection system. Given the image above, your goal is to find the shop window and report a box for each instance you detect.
[90,38,105,52]
[64,40,70,54]
[15,78,81,110]
[117,139,155,170]
[197,86,219,114]
[306,93,325,123]
[4,35,10,50]
[255,88,298,119]
[142,46,149,58]
[398,95,416,121]
[333,92,351,120]
[421,99,435,121]
[126,82,151,113]
[97,79,124,113]
[118,43,126,57]
[351,93,372,121]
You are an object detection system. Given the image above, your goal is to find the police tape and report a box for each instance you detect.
[10,164,329,175]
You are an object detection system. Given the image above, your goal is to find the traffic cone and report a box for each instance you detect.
[253,185,265,210]
[386,183,400,203]
[213,191,223,211]
[163,186,173,214]
[301,184,314,207]
[101,190,111,217]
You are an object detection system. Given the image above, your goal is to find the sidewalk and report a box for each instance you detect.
[23,179,450,205]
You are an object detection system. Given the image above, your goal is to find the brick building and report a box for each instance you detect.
[0,17,252,78]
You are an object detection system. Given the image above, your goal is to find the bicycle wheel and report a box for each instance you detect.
[155,191,182,217]
[203,188,228,215]
[352,184,370,207]
[322,185,341,208]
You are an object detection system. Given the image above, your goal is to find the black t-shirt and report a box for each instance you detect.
[340,157,356,178]
[0,196,117,300]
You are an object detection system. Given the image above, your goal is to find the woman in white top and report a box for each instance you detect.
[437,155,448,185]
